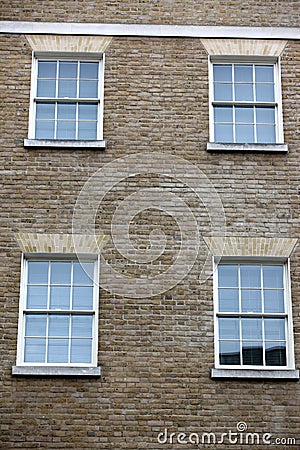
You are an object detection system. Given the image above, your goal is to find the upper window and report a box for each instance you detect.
[16,257,99,367]
[214,262,295,369]
[28,56,104,141]
[210,59,284,145]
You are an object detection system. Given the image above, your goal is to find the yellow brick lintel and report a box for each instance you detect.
[201,38,288,56]
[25,35,113,53]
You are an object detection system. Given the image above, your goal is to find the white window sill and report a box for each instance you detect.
[211,368,299,380]
[24,139,106,149]
[207,142,288,153]
[12,365,101,377]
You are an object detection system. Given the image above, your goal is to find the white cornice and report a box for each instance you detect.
[0,21,299,40]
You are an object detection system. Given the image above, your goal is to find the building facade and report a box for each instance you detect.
[0,1,299,448]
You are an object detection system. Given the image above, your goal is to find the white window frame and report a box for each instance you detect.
[26,52,105,147]
[208,56,286,150]
[213,258,296,373]
[14,254,100,375]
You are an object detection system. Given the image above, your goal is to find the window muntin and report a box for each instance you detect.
[211,62,281,144]
[216,262,293,369]
[33,59,102,140]
[18,259,98,366]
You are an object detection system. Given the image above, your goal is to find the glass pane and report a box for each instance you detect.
[70,339,92,363]
[35,120,55,139]
[235,83,253,101]
[25,314,47,336]
[50,286,70,310]
[28,261,48,284]
[58,80,77,98]
[242,318,262,340]
[264,290,284,313]
[218,289,239,312]
[214,123,233,142]
[218,265,238,288]
[73,262,94,285]
[78,103,98,121]
[38,61,57,79]
[219,341,240,365]
[219,318,239,340]
[48,315,69,337]
[234,65,253,83]
[235,124,254,143]
[57,103,76,120]
[57,121,76,140]
[73,287,93,310]
[27,286,48,309]
[214,83,232,101]
[79,80,98,98]
[80,62,99,80]
[50,262,72,284]
[256,107,275,124]
[256,125,276,143]
[265,318,285,341]
[240,265,261,288]
[213,65,232,82]
[256,83,274,102]
[78,121,97,140]
[59,61,78,79]
[263,265,283,288]
[255,65,274,83]
[71,315,93,337]
[241,290,262,313]
[214,106,233,123]
[37,80,56,98]
[242,341,263,365]
[265,342,286,366]
[36,103,55,120]
[48,338,69,363]
[235,106,254,123]
[24,338,46,362]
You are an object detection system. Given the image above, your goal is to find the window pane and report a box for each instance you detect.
[48,315,70,337]
[27,286,48,309]
[37,79,56,98]
[218,265,238,288]
[265,342,286,366]
[59,61,77,79]
[214,84,232,101]
[264,290,285,313]
[57,121,76,140]
[214,124,233,143]
[240,265,261,288]
[219,318,239,340]
[213,65,232,82]
[50,286,70,310]
[256,107,275,124]
[256,84,274,102]
[24,338,46,362]
[78,103,98,121]
[256,125,276,143]
[242,318,262,340]
[234,83,253,101]
[25,315,47,336]
[78,121,97,140]
[50,262,72,284]
[219,341,240,365]
[70,339,92,363]
[73,262,94,286]
[38,61,57,79]
[265,318,286,341]
[73,287,94,310]
[242,342,263,365]
[57,103,76,120]
[28,261,48,284]
[235,124,254,143]
[48,338,69,363]
[214,106,233,123]
[71,315,93,337]
[218,289,239,312]
[234,65,253,82]
[235,106,254,123]
[79,80,98,98]
[35,120,55,139]
[255,65,274,83]
[241,290,262,313]
[58,80,77,98]
[80,62,98,80]
[36,103,55,120]
[263,265,283,288]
